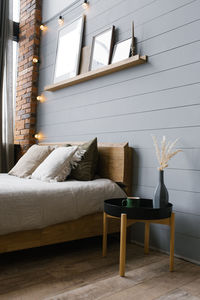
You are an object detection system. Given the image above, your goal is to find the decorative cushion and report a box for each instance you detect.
[8,145,53,178]
[70,138,98,181]
[31,146,81,182]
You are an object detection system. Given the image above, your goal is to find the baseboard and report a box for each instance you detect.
[131,239,200,266]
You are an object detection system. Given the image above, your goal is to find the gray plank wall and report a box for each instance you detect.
[38,0,200,263]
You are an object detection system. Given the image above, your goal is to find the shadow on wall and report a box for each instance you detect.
[132,148,139,196]
[131,148,161,247]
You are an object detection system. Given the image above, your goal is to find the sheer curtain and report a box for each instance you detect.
[0,0,14,172]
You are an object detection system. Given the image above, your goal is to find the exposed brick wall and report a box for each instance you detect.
[14,0,41,153]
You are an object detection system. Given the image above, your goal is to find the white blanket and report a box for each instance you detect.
[0,174,126,235]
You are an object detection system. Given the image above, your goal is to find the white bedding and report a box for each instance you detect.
[0,174,126,235]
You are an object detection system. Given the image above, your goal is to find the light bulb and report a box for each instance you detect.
[34,134,40,139]
[37,96,42,101]
[34,132,44,140]
[82,0,89,9]
[33,57,39,63]
[36,95,45,102]
[58,16,64,26]
[40,24,47,31]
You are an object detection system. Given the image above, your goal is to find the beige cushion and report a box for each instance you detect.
[9,145,53,178]
[31,146,81,182]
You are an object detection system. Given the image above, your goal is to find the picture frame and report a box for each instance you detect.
[53,15,85,83]
[111,38,132,64]
[89,26,115,71]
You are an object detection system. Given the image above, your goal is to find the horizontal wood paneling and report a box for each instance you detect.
[39,0,200,67]
[150,212,200,238]
[35,127,200,149]
[133,167,200,193]
[38,105,200,137]
[133,148,200,170]
[132,185,200,216]
[118,0,200,42]
[138,150,197,174]
[39,0,200,79]
[37,0,200,263]
[85,0,198,40]
[132,223,200,263]
[39,58,200,106]
[37,41,200,118]
[135,212,200,240]
[42,0,79,23]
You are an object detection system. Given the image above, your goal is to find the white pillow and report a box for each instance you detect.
[9,145,53,178]
[32,146,79,182]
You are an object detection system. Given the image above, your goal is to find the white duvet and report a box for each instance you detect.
[0,174,126,235]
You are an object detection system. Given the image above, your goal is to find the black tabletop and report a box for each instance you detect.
[104,198,173,220]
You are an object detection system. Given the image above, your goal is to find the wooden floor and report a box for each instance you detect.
[0,236,200,300]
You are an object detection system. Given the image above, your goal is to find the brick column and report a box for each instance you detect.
[15,0,41,153]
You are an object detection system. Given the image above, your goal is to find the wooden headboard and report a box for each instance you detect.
[39,142,132,195]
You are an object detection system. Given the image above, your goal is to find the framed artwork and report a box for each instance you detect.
[89,26,115,71]
[53,15,85,83]
[111,38,132,64]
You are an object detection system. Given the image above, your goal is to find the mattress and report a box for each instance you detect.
[0,174,126,235]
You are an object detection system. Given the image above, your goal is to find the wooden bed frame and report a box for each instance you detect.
[0,142,132,254]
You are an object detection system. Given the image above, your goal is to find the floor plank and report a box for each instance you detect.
[0,236,199,300]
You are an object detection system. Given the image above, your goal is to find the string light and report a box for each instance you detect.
[34,134,41,139]
[33,57,39,63]
[37,95,45,102]
[82,0,89,9]
[37,96,42,101]
[40,24,47,31]
[58,16,64,26]
[34,133,44,140]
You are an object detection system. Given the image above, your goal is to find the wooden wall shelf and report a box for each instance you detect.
[44,54,147,92]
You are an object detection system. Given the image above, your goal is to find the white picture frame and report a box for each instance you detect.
[89,26,115,71]
[53,15,85,83]
[111,38,132,64]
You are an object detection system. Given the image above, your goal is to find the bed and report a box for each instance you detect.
[0,142,132,253]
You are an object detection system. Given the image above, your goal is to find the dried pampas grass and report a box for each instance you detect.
[152,135,182,171]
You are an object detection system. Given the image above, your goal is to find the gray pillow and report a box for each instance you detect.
[70,138,98,181]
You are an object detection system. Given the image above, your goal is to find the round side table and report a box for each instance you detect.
[102,198,175,277]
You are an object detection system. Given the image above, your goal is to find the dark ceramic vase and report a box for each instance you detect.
[153,170,169,208]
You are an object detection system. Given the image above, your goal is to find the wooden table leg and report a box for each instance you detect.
[119,213,127,277]
[102,212,108,257]
[144,222,150,254]
[170,212,175,271]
